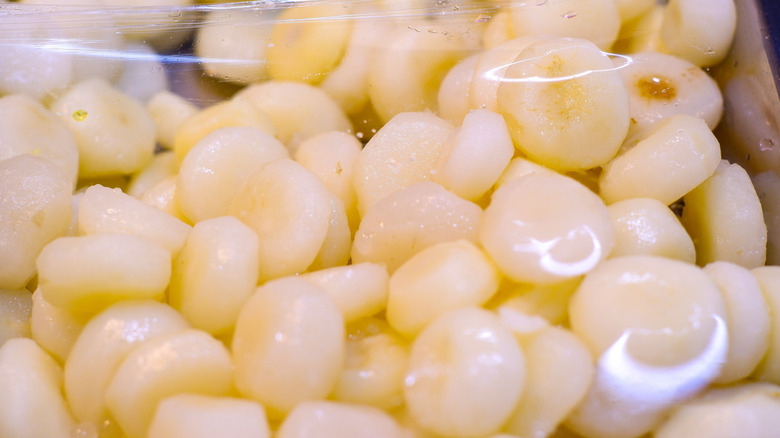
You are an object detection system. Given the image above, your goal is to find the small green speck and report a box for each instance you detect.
[72,109,88,121]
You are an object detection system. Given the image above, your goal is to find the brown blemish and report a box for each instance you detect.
[637,75,677,101]
[32,210,45,226]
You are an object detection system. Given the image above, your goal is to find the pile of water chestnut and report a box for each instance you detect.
[2,0,777,437]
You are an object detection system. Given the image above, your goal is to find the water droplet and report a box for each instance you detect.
[356,132,364,139]
[71,422,98,438]
[386,158,400,170]
[562,10,577,18]
[760,138,776,152]
[168,10,182,18]
[72,109,88,121]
